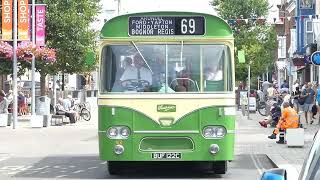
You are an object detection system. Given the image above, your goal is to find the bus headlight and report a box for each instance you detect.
[107,127,118,138]
[106,126,131,139]
[216,127,227,137]
[203,126,226,139]
[120,127,130,138]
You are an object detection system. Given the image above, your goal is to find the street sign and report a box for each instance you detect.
[128,16,205,36]
[311,51,320,66]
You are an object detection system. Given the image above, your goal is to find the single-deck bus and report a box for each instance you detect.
[98,11,235,175]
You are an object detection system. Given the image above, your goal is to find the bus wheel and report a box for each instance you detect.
[107,161,122,175]
[212,161,227,174]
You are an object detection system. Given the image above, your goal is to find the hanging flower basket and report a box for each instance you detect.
[0,41,13,60]
[17,42,35,61]
[34,47,56,63]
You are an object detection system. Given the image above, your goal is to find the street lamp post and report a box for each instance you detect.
[247,63,251,120]
[31,0,36,115]
[12,0,18,129]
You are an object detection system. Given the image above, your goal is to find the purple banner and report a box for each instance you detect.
[36,5,45,46]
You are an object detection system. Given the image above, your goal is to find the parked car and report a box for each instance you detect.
[261,130,320,180]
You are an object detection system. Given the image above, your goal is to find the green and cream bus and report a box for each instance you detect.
[98,11,236,175]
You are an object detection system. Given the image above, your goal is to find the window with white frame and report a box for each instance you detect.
[278,36,286,59]
[305,20,314,45]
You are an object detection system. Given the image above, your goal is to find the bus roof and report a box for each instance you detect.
[100,11,233,39]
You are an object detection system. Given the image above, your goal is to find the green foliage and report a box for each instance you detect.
[211,0,269,19]
[38,0,101,74]
[0,58,13,75]
[212,0,276,82]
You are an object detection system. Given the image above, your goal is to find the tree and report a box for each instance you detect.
[38,0,100,75]
[211,0,276,85]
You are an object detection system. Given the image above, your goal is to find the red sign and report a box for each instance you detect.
[18,0,29,40]
[2,0,12,40]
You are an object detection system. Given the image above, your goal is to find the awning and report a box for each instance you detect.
[296,66,306,71]
[292,57,305,66]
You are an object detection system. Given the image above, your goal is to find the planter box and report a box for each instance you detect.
[30,115,43,128]
[0,114,8,127]
[286,128,304,147]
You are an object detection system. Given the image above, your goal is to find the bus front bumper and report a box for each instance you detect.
[99,133,235,161]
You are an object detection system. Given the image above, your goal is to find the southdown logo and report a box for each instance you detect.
[157,104,176,112]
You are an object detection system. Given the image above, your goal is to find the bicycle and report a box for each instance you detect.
[257,101,267,116]
[74,102,91,121]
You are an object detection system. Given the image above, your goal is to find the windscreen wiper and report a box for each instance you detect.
[131,41,153,74]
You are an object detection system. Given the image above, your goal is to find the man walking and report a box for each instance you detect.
[301,82,315,124]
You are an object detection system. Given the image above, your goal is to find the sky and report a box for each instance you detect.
[119,0,216,15]
[99,0,280,27]
[105,0,279,17]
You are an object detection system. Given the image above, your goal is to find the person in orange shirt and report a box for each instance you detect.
[268,102,299,144]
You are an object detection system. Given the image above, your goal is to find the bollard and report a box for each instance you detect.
[7,113,12,126]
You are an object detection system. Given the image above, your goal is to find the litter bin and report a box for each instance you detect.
[35,96,51,127]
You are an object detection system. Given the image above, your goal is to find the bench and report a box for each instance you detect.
[51,115,65,126]
[51,115,71,126]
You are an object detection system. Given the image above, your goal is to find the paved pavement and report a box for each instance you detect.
[236,110,319,179]
[0,106,319,179]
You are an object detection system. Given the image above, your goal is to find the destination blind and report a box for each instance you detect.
[128,16,205,36]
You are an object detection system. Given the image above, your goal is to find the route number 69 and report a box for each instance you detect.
[181,18,195,34]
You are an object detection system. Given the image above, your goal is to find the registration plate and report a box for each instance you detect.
[152,152,181,159]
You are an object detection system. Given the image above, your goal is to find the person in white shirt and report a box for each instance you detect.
[120,54,152,90]
[63,95,73,111]
[204,67,223,81]
[292,80,300,93]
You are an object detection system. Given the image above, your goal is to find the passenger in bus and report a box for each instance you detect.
[174,78,187,92]
[173,70,188,92]
[120,54,152,91]
[205,66,222,81]
[204,67,215,80]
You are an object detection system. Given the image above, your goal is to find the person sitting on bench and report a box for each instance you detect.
[56,98,76,124]
[268,102,299,144]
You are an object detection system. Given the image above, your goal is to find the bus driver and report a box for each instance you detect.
[120,53,152,91]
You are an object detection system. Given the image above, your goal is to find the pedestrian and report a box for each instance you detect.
[56,98,76,124]
[280,80,289,94]
[268,102,299,144]
[17,92,26,116]
[315,84,320,124]
[292,79,300,94]
[0,90,8,113]
[266,83,277,115]
[301,82,315,124]
[26,93,31,115]
[292,86,301,112]
[259,103,281,128]
[262,80,270,97]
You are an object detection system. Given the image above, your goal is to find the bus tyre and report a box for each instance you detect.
[107,161,122,175]
[212,161,227,174]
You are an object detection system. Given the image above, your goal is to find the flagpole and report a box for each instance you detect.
[31,0,36,115]
[12,0,18,129]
